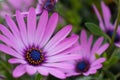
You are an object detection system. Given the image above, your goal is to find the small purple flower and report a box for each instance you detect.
[36,0,57,13]
[65,30,109,76]
[0,0,34,18]
[93,1,120,47]
[0,8,81,79]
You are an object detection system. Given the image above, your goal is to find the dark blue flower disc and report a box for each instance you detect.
[76,60,90,73]
[30,50,41,61]
[107,30,120,43]
[44,0,56,12]
[25,48,44,66]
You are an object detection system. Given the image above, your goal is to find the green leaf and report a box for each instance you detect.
[106,48,120,68]
[113,48,120,59]
[85,23,111,42]
[35,74,42,80]
[97,73,104,80]
[95,53,100,59]
[108,56,119,67]
[76,76,93,80]
[103,69,116,80]
[0,61,11,73]
[103,52,107,58]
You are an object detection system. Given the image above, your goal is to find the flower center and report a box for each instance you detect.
[30,50,41,61]
[25,48,44,66]
[76,60,90,73]
[43,0,56,12]
[107,30,120,43]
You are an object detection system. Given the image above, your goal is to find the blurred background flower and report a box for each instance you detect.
[0,0,58,19]
[93,1,120,47]
[65,30,109,77]
[0,0,35,18]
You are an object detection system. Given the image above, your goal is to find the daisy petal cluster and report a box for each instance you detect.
[0,8,81,79]
[66,30,109,76]
[93,1,120,47]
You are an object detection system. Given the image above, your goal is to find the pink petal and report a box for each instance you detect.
[101,1,111,27]
[13,65,26,78]
[80,30,87,46]
[8,0,22,9]
[37,66,49,76]
[8,0,33,9]
[96,43,109,55]
[117,26,120,35]
[43,63,74,69]
[91,37,104,54]
[38,0,42,3]
[46,54,81,62]
[12,38,25,53]
[115,43,120,48]
[66,71,80,77]
[0,34,14,46]
[79,35,93,59]
[40,12,58,47]
[46,35,78,56]
[5,15,20,38]
[79,47,90,60]
[83,71,90,76]
[0,44,23,59]
[0,34,22,53]
[92,4,105,31]
[57,45,80,55]
[8,58,26,64]
[35,4,42,15]
[47,68,66,79]
[88,35,93,48]
[86,35,93,54]
[91,58,106,67]
[16,10,28,46]
[26,65,37,75]
[20,12,29,17]
[83,69,97,76]
[89,70,97,74]
[90,64,103,70]
[0,24,14,39]
[27,7,36,45]
[5,16,25,52]
[73,33,88,58]
[35,10,48,45]
[44,25,72,51]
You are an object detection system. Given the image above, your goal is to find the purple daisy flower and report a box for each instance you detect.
[0,8,81,79]
[65,30,109,76]
[93,1,120,47]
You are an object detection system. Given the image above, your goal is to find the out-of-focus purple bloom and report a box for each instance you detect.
[93,1,120,47]
[0,8,81,79]
[37,0,57,13]
[0,0,34,18]
[0,0,58,18]
[65,30,109,76]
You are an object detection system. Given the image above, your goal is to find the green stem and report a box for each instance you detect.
[0,61,11,73]
[111,0,120,45]
[35,74,47,80]
[107,0,120,58]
